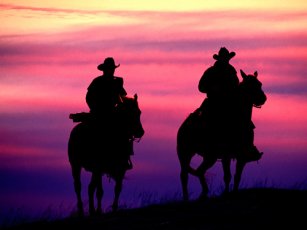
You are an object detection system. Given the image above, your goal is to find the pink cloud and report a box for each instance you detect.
[0,3,104,15]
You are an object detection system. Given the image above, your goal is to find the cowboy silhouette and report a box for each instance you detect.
[86,57,127,117]
[197,47,262,160]
[85,57,133,169]
[198,47,239,101]
[197,47,239,150]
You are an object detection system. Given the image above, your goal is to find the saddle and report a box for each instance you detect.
[69,112,134,170]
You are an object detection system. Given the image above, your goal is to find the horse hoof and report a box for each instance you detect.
[96,208,103,216]
[77,210,85,218]
[221,190,230,198]
[198,193,208,202]
[89,208,96,217]
[112,204,118,212]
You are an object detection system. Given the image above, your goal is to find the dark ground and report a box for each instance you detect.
[3,188,307,230]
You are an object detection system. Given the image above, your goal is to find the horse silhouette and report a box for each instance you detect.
[177,70,267,201]
[68,94,144,216]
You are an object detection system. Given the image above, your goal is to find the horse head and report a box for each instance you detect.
[121,94,145,140]
[240,69,267,108]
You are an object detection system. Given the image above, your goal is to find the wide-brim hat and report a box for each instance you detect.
[97,57,120,71]
[213,47,236,61]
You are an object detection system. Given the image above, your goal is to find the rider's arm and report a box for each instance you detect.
[86,79,99,111]
[198,68,212,93]
[119,78,127,97]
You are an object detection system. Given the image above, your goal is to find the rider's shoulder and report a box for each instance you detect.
[88,76,100,86]
[203,66,216,75]
[227,65,237,75]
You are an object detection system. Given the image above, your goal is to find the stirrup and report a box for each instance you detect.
[245,146,263,162]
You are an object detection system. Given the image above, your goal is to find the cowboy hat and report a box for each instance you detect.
[97,57,120,71]
[213,47,236,61]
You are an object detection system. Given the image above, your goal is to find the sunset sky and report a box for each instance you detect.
[1,0,307,222]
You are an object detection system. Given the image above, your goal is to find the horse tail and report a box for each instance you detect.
[68,123,88,165]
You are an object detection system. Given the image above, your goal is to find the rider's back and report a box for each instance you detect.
[199,61,239,102]
[86,75,127,117]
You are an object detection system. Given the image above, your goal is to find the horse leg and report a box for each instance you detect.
[180,170,189,201]
[95,173,103,215]
[178,149,194,201]
[88,172,99,216]
[195,156,217,200]
[233,160,246,192]
[221,158,232,194]
[71,164,84,217]
[112,174,124,212]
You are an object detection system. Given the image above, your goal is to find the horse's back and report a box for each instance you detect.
[68,122,95,169]
[177,113,196,141]
[177,112,207,153]
[68,121,131,173]
[177,109,238,158]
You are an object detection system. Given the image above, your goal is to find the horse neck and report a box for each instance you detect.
[238,86,254,121]
[117,99,137,137]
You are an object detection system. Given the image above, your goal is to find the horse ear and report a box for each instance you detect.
[254,71,258,78]
[240,69,247,79]
[134,93,138,100]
